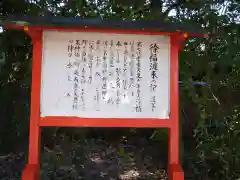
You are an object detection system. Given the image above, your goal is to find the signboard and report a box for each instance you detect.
[41,31,170,119]
[3,15,203,180]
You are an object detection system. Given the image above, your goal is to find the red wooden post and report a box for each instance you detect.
[169,35,180,165]
[22,28,43,180]
[168,34,186,180]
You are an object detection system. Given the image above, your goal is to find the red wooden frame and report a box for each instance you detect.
[6,25,188,180]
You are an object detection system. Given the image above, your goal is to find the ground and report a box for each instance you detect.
[0,137,168,180]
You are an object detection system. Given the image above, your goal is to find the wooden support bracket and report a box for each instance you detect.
[168,163,184,180]
[22,164,40,180]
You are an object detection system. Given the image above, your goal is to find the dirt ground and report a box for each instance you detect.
[0,137,168,180]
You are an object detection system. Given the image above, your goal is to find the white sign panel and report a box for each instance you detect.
[40,31,170,119]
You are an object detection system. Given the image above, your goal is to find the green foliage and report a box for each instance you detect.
[0,0,240,179]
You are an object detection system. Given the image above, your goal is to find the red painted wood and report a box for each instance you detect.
[168,163,184,180]
[40,117,170,128]
[169,35,181,165]
[22,164,39,180]
[25,28,42,166]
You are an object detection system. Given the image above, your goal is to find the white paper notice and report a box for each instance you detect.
[40,31,170,119]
